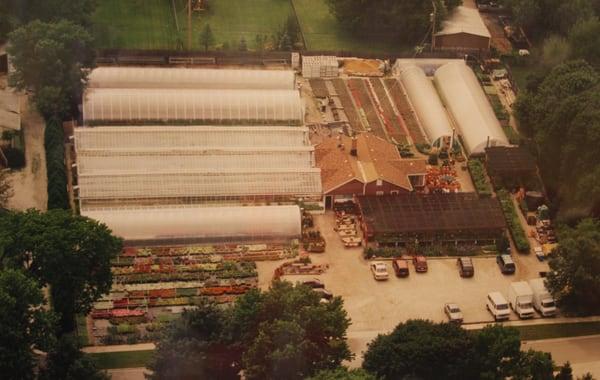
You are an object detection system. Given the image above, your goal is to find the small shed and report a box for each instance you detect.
[434,6,491,51]
[302,56,338,78]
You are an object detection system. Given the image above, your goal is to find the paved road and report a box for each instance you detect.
[523,335,600,376]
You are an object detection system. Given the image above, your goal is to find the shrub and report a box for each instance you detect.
[497,190,531,252]
[467,160,493,197]
[44,118,69,209]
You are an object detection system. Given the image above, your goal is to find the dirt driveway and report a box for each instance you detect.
[257,212,551,364]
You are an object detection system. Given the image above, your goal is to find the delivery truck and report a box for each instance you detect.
[528,278,557,317]
[508,281,535,319]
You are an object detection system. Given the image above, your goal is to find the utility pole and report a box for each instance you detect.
[187,0,192,50]
[430,1,437,52]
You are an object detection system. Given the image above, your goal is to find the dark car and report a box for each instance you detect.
[301,279,325,289]
[413,255,428,273]
[392,259,410,278]
[313,288,333,301]
[497,254,516,274]
[457,257,474,277]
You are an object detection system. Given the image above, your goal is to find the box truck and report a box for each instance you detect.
[528,278,557,317]
[508,282,535,319]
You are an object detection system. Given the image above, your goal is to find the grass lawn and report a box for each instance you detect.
[88,350,154,369]
[514,321,600,341]
[292,0,404,53]
[509,65,536,92]
[180,0,295,50]
[93,0,181,49]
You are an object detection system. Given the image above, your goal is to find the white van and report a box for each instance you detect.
[486,292,511,321]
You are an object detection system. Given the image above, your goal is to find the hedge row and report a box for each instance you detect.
[467,160,493,197]
[497,189,530,252]
[44,118,69,209]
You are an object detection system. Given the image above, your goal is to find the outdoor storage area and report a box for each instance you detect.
[357,194,506,246]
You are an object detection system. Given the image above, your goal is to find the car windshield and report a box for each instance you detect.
[497,304,509,310]
[505,263,515,268]
[449,307,460,313]
[520,302,533,309]
[542,300,555,308]
[375,266,386,273]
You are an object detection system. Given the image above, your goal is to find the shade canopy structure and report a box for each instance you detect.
[82,88,304,125]
[434,62,508,155]
[87,67,296,90]
[77,169,322,200]
[82,205,301,243]
[74,126,310,150]
[398,65,453,147]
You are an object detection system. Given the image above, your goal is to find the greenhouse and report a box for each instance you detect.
[398,65,454,148]
[76,147,316,173]
[87,67,296,90]
[74,126,310,150]
[82,88,304,125]
[81,204,302,242]
[434,61,508,155]
[77,169,323,201]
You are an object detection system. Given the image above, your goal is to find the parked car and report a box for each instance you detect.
[392,258,409,278]
[486,292,511,321]
[508,281,535,319]
[457,257,474,277]
[444,303,464,324]
[370,261,389,281]
[496,254,516,274]
[413,255,428,273]
[313,288,333,301]
[301,278,325,289]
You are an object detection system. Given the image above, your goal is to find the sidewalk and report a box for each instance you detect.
[82,343,155,354]
[463,315,600,330]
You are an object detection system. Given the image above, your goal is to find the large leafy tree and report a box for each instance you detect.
[307,367,377,380]
[0,209,123,332]
[470,324,522,379]
[545,219,600,315]
[39,334,109,380]
[0,269,57,380]
[326,0,461,46]
[569,17,600,67]
[514,60,600,219]
[7,20,94,119]
[148,281,352,380]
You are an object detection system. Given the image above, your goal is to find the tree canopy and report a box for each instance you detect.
[545,218,600,315]
[39,334,109,380]
[148,281,352,380]
[7,20,94,119]
[0,269,57,380]
[514,60,600,219]
[362,320,554,380]
[326,0,461,46]
[0,209,123,332]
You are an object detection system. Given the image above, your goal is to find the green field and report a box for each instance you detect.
[93,0,181,49]
[88,350,154,369]
[514,321,600,341]
[292,0,402,53]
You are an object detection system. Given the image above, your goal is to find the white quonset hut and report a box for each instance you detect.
[398,65,454,148]
[82,205,302,242]
[87,67,296,90]
[82,88,304,125]
[434,61,508,155]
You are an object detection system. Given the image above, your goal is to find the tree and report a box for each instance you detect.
[555,361,574,380]
[307,367,377,380]
[39,334,109,380]
[545,219,600,315]
[569,17,600,67]
[0,209,123,332]
[470,324,522,379]
[44,117,69,210]
[326,0,460,46]
[7,20,94,119]
[199,24,215,52]
[513,349,554,380]
[513,60,600,219]
[149,281,352,380]
[541,35,571,67]
[0,269,57,380]
[363,320,474,380]
[0,169,13,208]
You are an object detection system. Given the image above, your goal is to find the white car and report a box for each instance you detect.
[370,262,389,281]
[444,303,463,324]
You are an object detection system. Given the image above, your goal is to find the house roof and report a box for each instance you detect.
[0,90,20,131]
[436,6,491,39]
[315,133,427,194]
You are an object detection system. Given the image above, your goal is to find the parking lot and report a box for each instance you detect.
[256,212,551,361]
